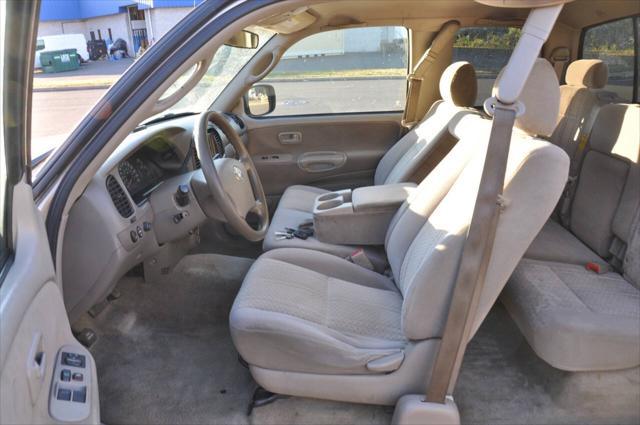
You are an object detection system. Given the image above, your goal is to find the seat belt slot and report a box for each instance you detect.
[346,248,375,271]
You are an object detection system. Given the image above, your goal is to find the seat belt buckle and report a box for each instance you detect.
[563,175,577,194]
[585,262,609,274]
[346,248,374,271]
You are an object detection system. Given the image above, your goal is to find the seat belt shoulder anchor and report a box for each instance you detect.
[483,96,525,118]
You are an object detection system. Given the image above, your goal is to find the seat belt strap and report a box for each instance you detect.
[425,105,516,403]
[558,103,601,226]
[423,3,563,404]
[401,74,424,129]
[401,20,460,129]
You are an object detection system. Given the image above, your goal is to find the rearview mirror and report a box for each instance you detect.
[244,84,276,116]
[225,30,259,49]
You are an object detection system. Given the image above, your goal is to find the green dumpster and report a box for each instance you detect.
[40,49,80,73]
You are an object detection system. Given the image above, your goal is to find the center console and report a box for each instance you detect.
[313,183,416,245]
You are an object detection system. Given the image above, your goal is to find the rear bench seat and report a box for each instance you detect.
[502,102,640,371]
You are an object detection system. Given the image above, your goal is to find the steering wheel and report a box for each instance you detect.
[194,111,269,241]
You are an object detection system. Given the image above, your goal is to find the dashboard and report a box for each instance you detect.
[61,111,247,322]
[114,113,242,206]
[117,133,187,205]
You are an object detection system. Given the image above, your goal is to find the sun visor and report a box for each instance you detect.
[258,7,316,34]
[475,0,573,7]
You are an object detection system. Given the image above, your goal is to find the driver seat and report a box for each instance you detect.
[263,62,480,266]
[230,59,569,405]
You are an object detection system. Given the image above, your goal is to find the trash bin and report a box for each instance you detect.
[40,49,80,73]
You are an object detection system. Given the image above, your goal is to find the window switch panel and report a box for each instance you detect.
[50,346,92,422]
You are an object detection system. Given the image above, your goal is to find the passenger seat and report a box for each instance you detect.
[263,61,480,261]
[550,59,608,166]
[502,103,640,371]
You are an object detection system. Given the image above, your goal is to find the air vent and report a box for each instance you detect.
[208,127,224,156]
[192,143,201,169]
[106,175,134,218]
[227,113,245,129]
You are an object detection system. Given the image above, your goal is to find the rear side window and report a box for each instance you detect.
[259,26,409,116]
[582,16,639,103]
[453,27,522,106]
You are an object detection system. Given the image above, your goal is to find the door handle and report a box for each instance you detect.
[278,131,302,144]
[298,151,347,173]
[26,332,46,405]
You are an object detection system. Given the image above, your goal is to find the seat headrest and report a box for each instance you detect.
[565,59,608,88]
[589,104,640,163]
[440,61,477,107]
[492,58,560,137]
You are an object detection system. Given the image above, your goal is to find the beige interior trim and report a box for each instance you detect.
[475,0,574,7]
[1,181,100,424]
[402,20,460,128]
[258,6,317,33]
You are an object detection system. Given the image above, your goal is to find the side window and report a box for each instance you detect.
[582,17,637,102]
[453,27,522,106]
[257,27,408,116]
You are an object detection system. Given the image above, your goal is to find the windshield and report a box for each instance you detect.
[146,26,275,122]
[30,18,273,173]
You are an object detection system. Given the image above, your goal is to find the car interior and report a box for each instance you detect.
[1,0,639,424]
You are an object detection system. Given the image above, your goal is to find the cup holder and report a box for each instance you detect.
[316,199,343,210]
[317,192,341,202]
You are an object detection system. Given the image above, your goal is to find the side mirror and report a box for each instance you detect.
[225,30,259,49]
[244,84,276,116]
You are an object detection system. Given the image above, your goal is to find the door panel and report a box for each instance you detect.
[0,183,100,424]
[244,112,402,204]
[0,1,99,422]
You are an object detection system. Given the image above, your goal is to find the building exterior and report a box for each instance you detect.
[38,0,205,57]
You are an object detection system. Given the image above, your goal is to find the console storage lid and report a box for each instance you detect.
[352,183,417,212]
[313,183,416,246]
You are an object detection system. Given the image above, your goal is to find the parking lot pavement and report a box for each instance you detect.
[32,88,106,157]
[33,58,134,90]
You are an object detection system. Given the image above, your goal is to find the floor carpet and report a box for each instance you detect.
[80,253,640,424]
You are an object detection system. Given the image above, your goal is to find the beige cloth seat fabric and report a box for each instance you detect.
[506,103,640,372]
[525,103,640,263]
[231,248,405,375]
[525,218,603,265]
[263,62,479,259]
[230,59,569,402]
[502,259,640,371]
[550,59,608,167]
